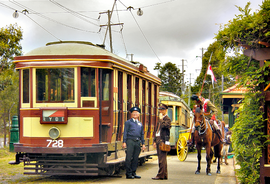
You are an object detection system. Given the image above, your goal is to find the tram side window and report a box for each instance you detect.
[36,68,74,103]
[168,107,173,121]
[23,69,29,103]
[102,70,110,100]
[175,106,178,121]
[81,67,96,97]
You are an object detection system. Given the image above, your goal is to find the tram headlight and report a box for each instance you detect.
[49,127,60,139]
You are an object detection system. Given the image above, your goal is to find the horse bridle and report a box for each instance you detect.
[195,116,208,135]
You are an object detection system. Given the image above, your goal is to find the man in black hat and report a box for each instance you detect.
[122,107,145,179]
[152,103,171,180]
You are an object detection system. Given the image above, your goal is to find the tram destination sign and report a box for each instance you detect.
[40,108,67,124]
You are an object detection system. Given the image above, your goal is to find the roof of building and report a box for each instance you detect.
[221,83,248,95]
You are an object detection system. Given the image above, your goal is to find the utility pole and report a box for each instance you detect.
[200,47,207,63]
[222,75,224,121]
[179,59,187,94]
[188,73,193,106]
[182,59,185,93]
[99,0,123,53]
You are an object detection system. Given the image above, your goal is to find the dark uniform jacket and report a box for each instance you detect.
[123,118,145,145]
[154,115,171,142]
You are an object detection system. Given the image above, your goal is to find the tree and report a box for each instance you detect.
[154,62,183,96]
[216,1,270,50]
[0,24,22,146]
[191,41,232,114]
[215,1,270,183]
[0,70,19,146]
[0,24,22,71]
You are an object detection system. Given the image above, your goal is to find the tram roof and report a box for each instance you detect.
[14,41,161,84]
[24,41,128,61]
[159,91,191,111]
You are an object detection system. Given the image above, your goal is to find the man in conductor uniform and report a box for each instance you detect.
[122,107,145,179]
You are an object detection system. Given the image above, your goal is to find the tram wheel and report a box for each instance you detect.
[177,136,188,161]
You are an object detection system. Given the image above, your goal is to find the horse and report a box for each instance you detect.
[193,106,225,176]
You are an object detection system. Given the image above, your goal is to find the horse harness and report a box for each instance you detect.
[195,117,210,135]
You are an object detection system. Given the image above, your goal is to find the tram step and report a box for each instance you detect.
[25,159,86,163]
[24,163,98,167]
[24,172,99,176]
[24,167,99,171]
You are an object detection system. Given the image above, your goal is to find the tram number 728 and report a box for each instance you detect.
[46,139,64,148]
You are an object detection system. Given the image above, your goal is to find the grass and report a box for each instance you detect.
[0,147,24,182]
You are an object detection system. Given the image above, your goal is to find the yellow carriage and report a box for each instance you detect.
[176,129,191,161]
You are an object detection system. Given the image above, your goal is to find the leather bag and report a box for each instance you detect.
[159,142,171,152]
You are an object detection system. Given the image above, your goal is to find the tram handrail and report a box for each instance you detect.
[178,129,191,133]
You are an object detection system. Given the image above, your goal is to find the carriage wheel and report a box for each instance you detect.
[177,136,188,161]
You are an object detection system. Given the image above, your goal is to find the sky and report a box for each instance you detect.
[0,0,264,85]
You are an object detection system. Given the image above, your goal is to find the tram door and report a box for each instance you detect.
[142,80,146,138]
[135,77,139,107]
[117,72,123,141]
[99,69,112,142]
[126,74,132,120]
[153,85,157,135]
[147,83,152,137]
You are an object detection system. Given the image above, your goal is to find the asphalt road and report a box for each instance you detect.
[82,152,237,184]
[3,151,237,184]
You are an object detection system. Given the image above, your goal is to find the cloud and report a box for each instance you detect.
[0,0,263,83]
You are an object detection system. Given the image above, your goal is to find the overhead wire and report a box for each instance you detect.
[0,1,60,41]
[115,1,128,57]
[137,0,177,9]
[118,0,163,64]
[25,13,61,41]
[109,0,178,12]
[0,1,16,11]
[8,0,62,40]
[2,0,177,63]
[49,0,99,26]
[8,0,97,33]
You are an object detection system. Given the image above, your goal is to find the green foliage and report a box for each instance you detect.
[216,0,270,50]
[154,62,183,96]
[0,23,22,71]
[0,69,19,121]
[0,23,22,142]
[193,41,227,93]
[191,41,233,115]
[232,90,266,184]
[216,1,270,183]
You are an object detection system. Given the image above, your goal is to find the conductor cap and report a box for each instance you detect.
[130,106,141,113]
[158,103,168,110]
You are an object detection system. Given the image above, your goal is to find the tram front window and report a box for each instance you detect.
[81,67,96,97]
[36,68,74,103]
[23,69,29,103]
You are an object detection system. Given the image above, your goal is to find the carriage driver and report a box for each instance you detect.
[188,94,225,146]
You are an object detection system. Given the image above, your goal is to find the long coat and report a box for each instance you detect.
[154,115,171,143]
[153,114,171,179]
